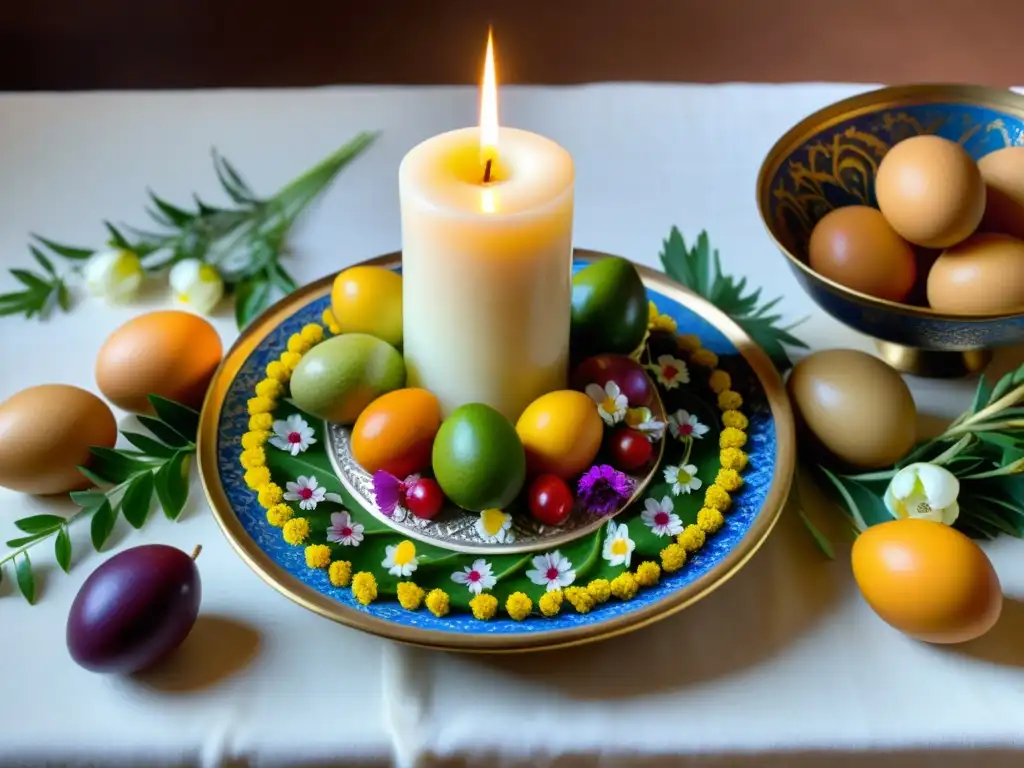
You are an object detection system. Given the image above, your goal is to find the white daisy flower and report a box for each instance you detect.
[269,414,317,455]
[601,520,636,567]
[283,475,342,511]
[451,558,497,595]
[625,407,666,440]
[585,381,628,425]
[663,464,702,496]
[641,496,684,537]
[382,540,419,577]
[648,355,690,389]
[667,409,709,441]
[326,511,364,547]
[475,508,515,543]
[526,550,576,592]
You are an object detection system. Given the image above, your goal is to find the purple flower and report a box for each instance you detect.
[577,464,634,516]
[371,470,419,517]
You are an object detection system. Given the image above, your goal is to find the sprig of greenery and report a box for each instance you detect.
[3,131,378,329]
[0,395,199,604]
[659,227,808,372]
[811,363,1024,549]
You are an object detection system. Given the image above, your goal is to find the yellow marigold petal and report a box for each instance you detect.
[586,579,611,603]
[635,561,661,587]
[425,589,450,617]
[676,334,702,354]
[287,333,311,354]
[243,466,272,490]
[708,369,732,394]
[280,351,303,372]
[610,571,639,600]
[282,517,310,545]
[266,503,294,527]
[565,586,596,614]
[691,349,718,368]
[255,378,284,400]
[717,390,743,411]
[660,543,687,572]
[720,447,749,471]
[397,582,425,610]
[241,430,271,450]
[305,544,332,569]
[469,593,499,620]
[698,507,726,534]
[352,572,378,605]
[301,324,325,345]
[716,468,744,492]
[265,360,290,382]
[704,484,731,511]
[505,592,533,621]
[249,413,274,431]
[239,447,266,470]
[257,482,283,509]
[329,560,352,587]
[321,308,337,327]
[721,410,749,431]
[538,590,564,617]
[677,524,706,553]
[720,426,748,450]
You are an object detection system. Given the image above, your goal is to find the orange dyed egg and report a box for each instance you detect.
[852,518,1002,644]
[351,388,441,477]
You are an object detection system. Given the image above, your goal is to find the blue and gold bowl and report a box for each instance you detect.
[757,84,1024,377]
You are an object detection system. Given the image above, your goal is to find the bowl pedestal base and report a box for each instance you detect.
[875,341,992,379]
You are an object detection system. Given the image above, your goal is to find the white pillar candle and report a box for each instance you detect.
[398,125,574,422]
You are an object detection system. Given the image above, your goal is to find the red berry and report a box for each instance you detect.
[528,474,574,526]
[608,427,653,471]
[406,478,444,519]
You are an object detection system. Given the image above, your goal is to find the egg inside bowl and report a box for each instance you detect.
[757,84,1024,377]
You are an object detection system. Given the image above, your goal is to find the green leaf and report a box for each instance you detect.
[14,514,66,534]
[29,246,57,276]
[137,415,191,448]
[213,151,257,204]
[86,446,153,484]
[147,191,195,227]
[70,490,108,509]
[56,281,71,311]
[31,234,93,260]
[235,276,272,329]
[268,262,298,295]
[147,395,200,441]
[10,268,50,292]
[15,553,35,604]
[76,466,112,488]
[54,527,72,573]
[89,499,117,550]
[6,533,49,547]
[121,430,177,458]
[155,452,191,520]
[121,471,155,529]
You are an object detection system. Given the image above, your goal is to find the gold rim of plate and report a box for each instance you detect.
[756,82,1024,322]
[197,249,797,653]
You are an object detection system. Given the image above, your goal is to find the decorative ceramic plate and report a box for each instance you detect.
[198,250,795,653]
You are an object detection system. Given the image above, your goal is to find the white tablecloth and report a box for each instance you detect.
[3,83,1024,767]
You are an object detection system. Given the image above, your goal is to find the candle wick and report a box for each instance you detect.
[483,159,493,184]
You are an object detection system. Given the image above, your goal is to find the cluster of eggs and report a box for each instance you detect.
[809,139,1024,314]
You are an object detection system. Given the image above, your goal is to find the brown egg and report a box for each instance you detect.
[875,135,985,249]
[808,205,916,301]
[852,519,1002,644]
[96,310,223,414]
[0,384,117,495]
[786,349,916,469]
[927,232,1024,314]
[978,146,1024,240]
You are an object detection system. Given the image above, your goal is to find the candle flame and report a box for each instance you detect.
[479,28,499,168]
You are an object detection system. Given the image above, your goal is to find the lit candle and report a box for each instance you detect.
[399,30,575,422]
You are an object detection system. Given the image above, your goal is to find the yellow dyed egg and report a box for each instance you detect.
[515,390,603,478]
[852,519,1002,644]
[331,266,403,347]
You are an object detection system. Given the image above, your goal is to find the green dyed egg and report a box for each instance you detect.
[289,333,405,425]
[571,257,648,359]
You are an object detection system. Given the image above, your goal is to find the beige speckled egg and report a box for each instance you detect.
[927,232,1024,314]
[875,135,985,249]
[786,349,917,469]
[978,146,1024,240]
[0,384,117,495]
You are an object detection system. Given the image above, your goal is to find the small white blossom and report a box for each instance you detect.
[601,520,636,566]
[83,249,143,303]
[526,550,576,592]
[585,381,628,425]
[667,409,709,441]
[326,511,364,546]
[451,559,497,595]
[169,258,224,314]
[283,475,342,511]
[884,462,960,526]
[269,414,317,455]
[663,463,702,495]
[641,496,683,537]
[382,541,419,577]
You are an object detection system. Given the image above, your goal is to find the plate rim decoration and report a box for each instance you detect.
[197,249,796,653]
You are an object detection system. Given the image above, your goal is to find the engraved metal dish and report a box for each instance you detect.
[324,388,666,555]
[757,84,1024,378]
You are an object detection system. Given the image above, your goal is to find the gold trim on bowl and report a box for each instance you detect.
[756,83,1024,323]
[197,249,796,653]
